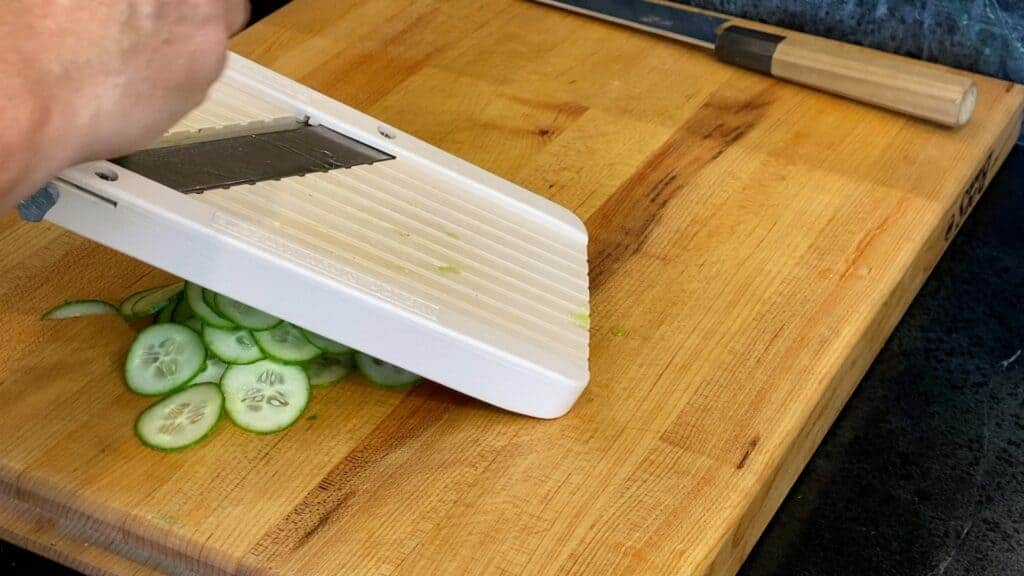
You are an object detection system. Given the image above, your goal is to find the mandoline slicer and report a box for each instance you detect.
[20,53,591,419]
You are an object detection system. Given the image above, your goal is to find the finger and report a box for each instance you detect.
[225,0,251,36]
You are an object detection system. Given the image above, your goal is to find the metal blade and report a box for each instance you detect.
[112,124,394,194]
[534,0,728,49]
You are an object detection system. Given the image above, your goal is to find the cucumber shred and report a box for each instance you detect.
[304,354,354,387]
[131,282,184,317]
[203,325,264,364]
[301,329,353,355]
[42,300,118,320]
[119,283,181,318]
[172,296,195,323]
[213,293,281,330]
[185,283,235,329]
[221,360,309,434]
[119,288,151,317]
[125,324,207,396]
[253,323,322,363]
[183,317,204,333]
[156,297,179,323]
[187,357,227,386]
[202,289,220,312]
[355,353,422,387]
[135,384,222,451]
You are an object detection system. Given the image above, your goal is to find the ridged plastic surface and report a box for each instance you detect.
[166,82,295,136]
[197,161,590,364]
[55,58,592,418]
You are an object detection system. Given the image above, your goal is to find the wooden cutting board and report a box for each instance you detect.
[1,1,1021,575]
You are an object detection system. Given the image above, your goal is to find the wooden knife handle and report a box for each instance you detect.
[715,26,978,128]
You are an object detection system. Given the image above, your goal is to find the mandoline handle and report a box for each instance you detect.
[714,25,978,128]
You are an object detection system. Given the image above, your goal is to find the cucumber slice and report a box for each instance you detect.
[156,297,178,323]
[355,353,422,387]
[303,354,354,387]
[300,329,353,355]
[42,300,118,320]
[132,282,185,317]
[135,384,222,451]
[202,325,264,364]
[214,293,281,330]
[183,317,203,333]
[125,324,207,396]
[253,323,322,363]
[119,287,152,317]
[185,283,235,329]
[172,296,195,323]
[202,289,220,312]
[187,357,227,386]
[221,360,309,434]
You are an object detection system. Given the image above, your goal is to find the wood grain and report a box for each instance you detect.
[1,1,1022,575]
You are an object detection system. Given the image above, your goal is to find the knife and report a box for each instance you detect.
[533,0,978,127]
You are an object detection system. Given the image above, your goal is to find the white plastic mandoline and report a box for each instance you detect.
[37,53,591,419]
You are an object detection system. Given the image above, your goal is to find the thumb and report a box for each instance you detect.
[226,0,252,36]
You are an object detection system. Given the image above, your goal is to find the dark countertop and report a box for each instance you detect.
[3,4,1023,575]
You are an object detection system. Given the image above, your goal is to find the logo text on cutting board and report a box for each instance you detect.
[944,151,993,243]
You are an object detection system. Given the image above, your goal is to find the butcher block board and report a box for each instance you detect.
[1,1,1022,575]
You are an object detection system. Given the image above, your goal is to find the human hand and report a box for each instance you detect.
[0,0,250,210]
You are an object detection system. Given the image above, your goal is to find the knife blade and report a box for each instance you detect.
[533,0,726,49]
